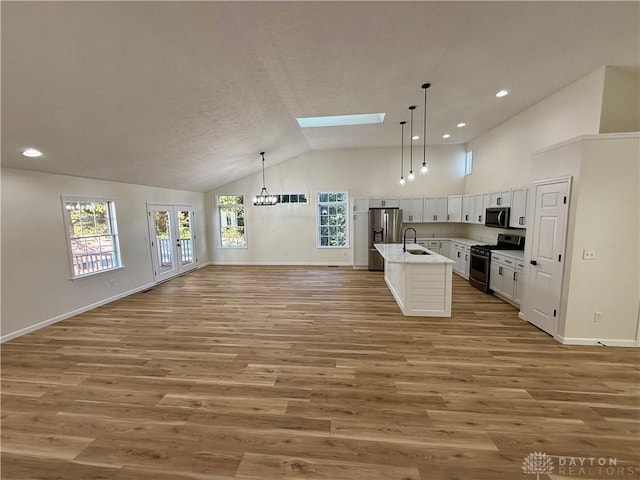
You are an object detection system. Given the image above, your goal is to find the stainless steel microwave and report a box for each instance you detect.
[485,207,510,228]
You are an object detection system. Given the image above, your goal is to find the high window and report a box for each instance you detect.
[276,192,309,205]
[218,195,246,248]
[317,191,349,248]
[465,150,473,176]
[62,198,122,278]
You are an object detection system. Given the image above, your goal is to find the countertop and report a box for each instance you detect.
[416,237,480,247]
[374,243,455,264]
[492,249,525,260]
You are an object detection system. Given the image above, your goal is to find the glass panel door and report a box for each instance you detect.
[177,208,195,272]
[148,206,177,282]
[147,204,197,283]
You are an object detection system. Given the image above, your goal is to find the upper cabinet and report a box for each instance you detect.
[509,188,528,228]
[399,198,424,223]
[369,198,399,208]
[489,190,512,207]
[447,195,463,222]
[423,197,448,223]
[473,193,490,224]
[461,194,476,223]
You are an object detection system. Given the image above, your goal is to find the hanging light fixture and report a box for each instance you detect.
[420,83,431,175]
[407,105,416,182]
[253,152,278,206]
[399,121,406,186]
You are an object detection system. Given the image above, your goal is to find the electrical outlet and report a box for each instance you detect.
[593,311,602,323]
[583,249,596,260]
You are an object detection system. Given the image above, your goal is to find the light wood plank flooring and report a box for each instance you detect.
[2,266,639,479]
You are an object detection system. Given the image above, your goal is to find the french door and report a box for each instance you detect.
[147,204,196,283]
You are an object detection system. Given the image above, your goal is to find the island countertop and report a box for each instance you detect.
[374,243,455,264]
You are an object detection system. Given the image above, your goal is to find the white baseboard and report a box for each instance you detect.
[518,311,527,321]
[556,335,638,348]
[1,282,155,343]
[210,261,353,266]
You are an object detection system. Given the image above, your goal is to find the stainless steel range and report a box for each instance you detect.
[469,234,525,293]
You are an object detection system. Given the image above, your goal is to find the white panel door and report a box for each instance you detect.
[525,179,570,336]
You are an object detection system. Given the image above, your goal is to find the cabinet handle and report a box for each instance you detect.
[409,215,413,221]
[434,215,437,221]
[499,266,503,275]
[513,271,517,281]
[447,215,450,220]
[457,251,460,258]
[530,260,537,266]
[497,197,501,205]
[519,216,524,225]
[478,215,482,222]
[465,254,468,261]
[465,215,468,221]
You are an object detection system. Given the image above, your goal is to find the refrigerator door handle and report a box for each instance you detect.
[383,212,388,243]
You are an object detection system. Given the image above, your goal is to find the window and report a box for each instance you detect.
[276,192,309,205]
[465,150,473,175]
[218,195,246,248]
[63,198,122,278]
[317,191,349,248]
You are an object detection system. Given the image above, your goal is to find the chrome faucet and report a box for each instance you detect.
[403,227,417,252]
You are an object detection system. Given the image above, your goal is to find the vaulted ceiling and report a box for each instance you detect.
[2,1,639,192]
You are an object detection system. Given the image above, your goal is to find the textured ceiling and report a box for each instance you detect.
[2,1,639,192]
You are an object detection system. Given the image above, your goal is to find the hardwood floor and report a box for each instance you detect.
[2,266,639,479]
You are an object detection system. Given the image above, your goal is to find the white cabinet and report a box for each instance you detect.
[489,190,512,207]
[461,194,476,223]
[399,198,423,223]
[352,198,369,268]
[451,242,470,279]
[509,188,528,228]
[473,193,491,225]
[439,240,451,259]
[490,252,524,306]
[369,198,399,208]
[423,196,448,223]
[447,195,463,222]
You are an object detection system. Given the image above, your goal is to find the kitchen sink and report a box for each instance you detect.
[406,249,430,255]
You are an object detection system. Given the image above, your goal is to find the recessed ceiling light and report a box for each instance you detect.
[496,90,509,98]
[22,148,42,157]
[442,134,451,139]
[412,135,419,140]
[456,122,466,128]
[296,112,386,128]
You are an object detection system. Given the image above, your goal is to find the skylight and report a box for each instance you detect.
[296,113,386,128]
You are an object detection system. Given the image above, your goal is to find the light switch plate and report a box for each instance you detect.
[582,249,596,260]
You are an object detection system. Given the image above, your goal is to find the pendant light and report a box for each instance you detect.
[399,121,406,186]
[420,83,431,175]
[253,152,278,206]
[407,105,416,182]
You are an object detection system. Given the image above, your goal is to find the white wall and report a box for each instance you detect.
[465,67,606,194]
[599,66,640,134]
[206,145,466,265]
[1,168,207,341]
[563,135,639,342]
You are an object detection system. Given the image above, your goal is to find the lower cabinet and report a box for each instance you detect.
[490,252,524,307]
[451,242,470,279]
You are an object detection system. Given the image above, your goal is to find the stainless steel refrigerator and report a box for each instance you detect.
[368,208,403,271]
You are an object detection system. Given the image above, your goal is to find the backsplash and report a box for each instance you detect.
[405,222,525,244]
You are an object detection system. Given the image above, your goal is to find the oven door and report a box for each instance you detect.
[469,252,490,292]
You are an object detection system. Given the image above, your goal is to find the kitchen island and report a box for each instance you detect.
[375,243,455,317]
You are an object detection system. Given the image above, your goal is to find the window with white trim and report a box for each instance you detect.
[63,197,122,278]
[317,191,349,248]
[218,195,246,248]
